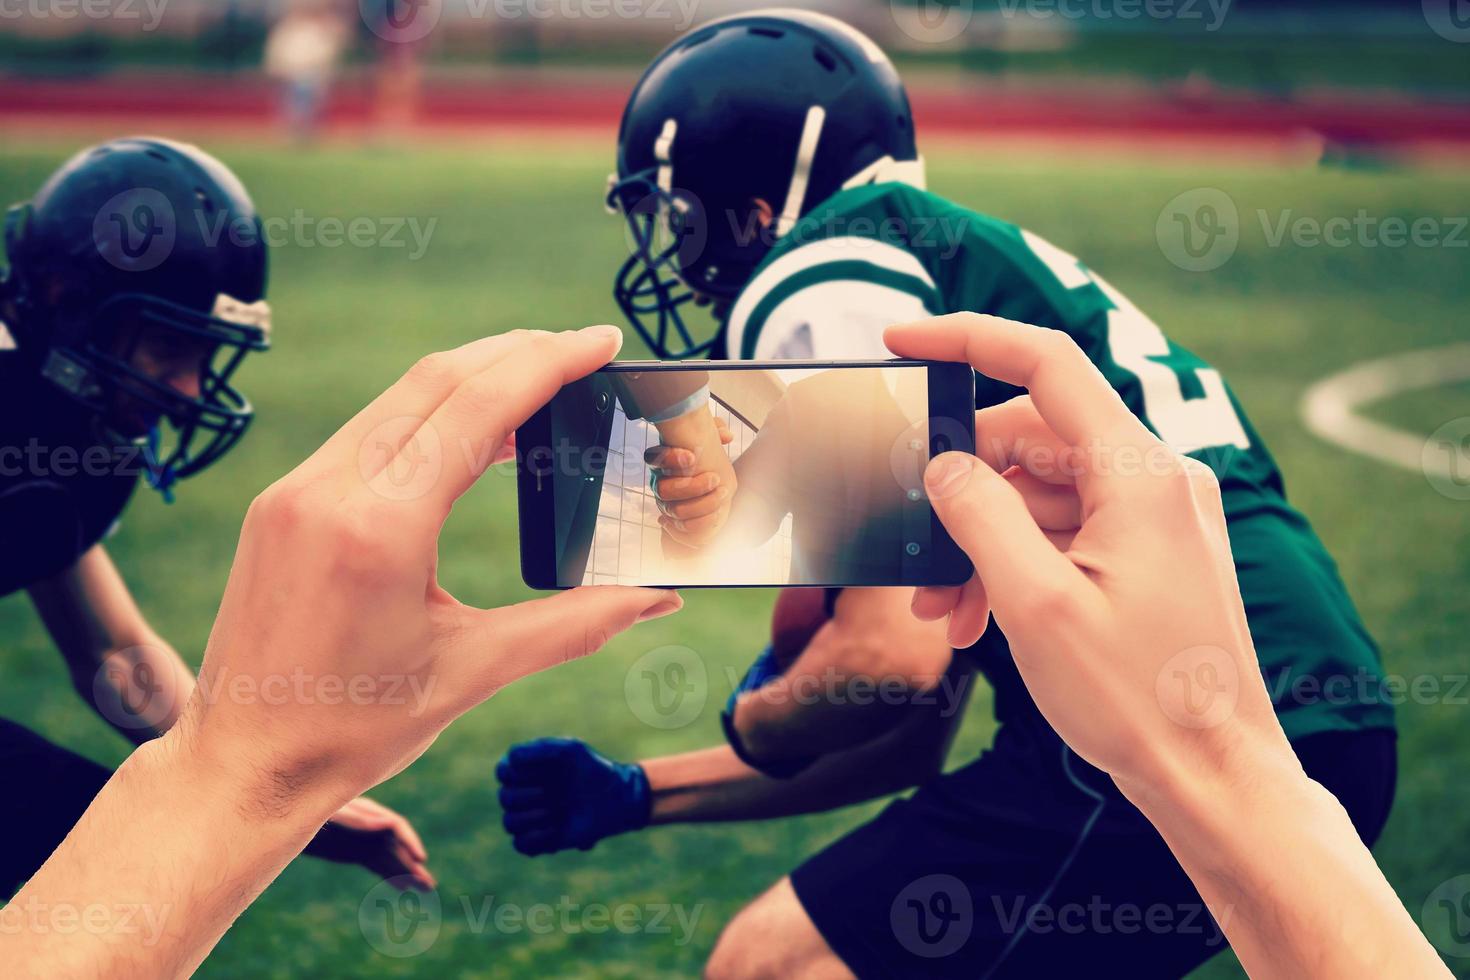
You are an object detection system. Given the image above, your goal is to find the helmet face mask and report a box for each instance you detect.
[40,290,269,492]
[608,168,724,360]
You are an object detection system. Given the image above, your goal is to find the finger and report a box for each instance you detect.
[975,396,1079,486]
[716,420,734,446]
[503,809,552,834]
[659,484,730,521]
[512,831,561,857]
[388,813,429,863]
[500,739,575,777]
[350,805,428,862]
[924,452,1091,622]
[885,315,1154,453]
[498,786,547,810]
[460,588,683,701]
[912,586,960,622]
[317,331,538,469]
[945,575,991,649]
[492,433,517,467]
[651,471,723,502]
[392,846,437,892]
[370,326,625,516]
[660,510,724,536]
[1005,467,1083,531]
[645,446,699,475]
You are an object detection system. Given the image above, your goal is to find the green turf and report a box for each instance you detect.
[0,139,1467,977]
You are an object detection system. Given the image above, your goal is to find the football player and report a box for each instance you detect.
[498,11,1397,978]
[0,138,433,895]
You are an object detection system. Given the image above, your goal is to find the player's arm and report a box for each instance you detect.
[727,587,956,772]
[496,655,972,855]
[27,544,195,745]
[28,546,436,890]
[648,652,972,823]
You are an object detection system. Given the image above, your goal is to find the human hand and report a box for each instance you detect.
[884,314,1289,797]
[179,327,684,816]
[496,737,651,855]
[305,795,436,891]
[646,416,736,550]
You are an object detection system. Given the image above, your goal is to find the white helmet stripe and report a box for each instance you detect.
[776,105,827,238]
[655,118,679,195]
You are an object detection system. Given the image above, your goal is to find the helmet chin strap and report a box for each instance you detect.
[776,106,828,238]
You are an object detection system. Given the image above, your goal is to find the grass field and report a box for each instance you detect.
[1,137,1467,978]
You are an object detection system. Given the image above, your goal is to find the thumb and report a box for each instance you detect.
[456,587,683,703]
[926,452,1081,619]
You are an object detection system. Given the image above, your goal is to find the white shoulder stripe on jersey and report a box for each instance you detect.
[727,236,938,357]
[749,279,935,361]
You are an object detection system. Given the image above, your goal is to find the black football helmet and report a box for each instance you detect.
[607,9,924,359]
[1,137,271,499]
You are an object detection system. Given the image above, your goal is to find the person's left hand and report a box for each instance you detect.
[647,416,735,549]
[304,795,435,892]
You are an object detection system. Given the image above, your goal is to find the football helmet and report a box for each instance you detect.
[607,9,923,359]
[1,137,271,498]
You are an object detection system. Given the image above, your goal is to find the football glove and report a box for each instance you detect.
[495,737,651,856]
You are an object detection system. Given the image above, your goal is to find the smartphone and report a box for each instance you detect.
[517,359,976,589]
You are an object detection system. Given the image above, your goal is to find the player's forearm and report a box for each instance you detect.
[1121,738,1447,979]
[734,619,959,765]
[1,721,345,979]
[647,711,953,824]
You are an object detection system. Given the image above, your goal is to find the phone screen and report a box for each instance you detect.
[518,361,975,589]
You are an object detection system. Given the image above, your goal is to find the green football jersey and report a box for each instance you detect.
[725,181,1394,740]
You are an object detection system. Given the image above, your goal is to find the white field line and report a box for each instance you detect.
[1300,343,1470,477]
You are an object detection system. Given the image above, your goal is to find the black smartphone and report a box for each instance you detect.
[517,359,976,590]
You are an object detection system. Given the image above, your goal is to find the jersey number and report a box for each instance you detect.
[1021,230,1250,455]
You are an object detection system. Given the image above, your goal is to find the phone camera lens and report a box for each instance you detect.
[596,390,612,413]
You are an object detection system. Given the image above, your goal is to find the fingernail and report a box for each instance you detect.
[637,591,683,623]
[581,324,625,354]
[926,453,976,499]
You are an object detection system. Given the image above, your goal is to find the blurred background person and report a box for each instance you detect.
[264,0,350,143]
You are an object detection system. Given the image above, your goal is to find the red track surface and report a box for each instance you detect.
[7,73,1470,157]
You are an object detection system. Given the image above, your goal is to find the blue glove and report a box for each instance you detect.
[495,737,651,856]
[721,646,818,779]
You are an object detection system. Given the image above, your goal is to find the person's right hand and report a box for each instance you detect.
[178,327,684,814]
[496,738,652,855]
[885,314,1291,799]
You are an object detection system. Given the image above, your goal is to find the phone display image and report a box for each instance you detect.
[519,362,974,589]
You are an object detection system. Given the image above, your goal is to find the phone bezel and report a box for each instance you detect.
[518,358,976,590]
